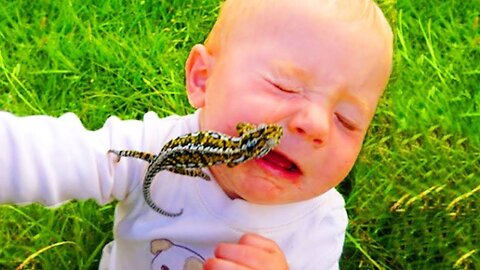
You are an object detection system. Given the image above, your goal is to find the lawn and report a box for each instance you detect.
[0,0,478,269]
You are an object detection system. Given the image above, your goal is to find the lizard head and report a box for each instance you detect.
[237,123,283,158]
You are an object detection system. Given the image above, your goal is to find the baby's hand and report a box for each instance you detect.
[204,233,288,270]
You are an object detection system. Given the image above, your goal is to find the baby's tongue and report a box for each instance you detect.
[262,151,296,171]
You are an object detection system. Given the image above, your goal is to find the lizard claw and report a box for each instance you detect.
[108,149,121,162]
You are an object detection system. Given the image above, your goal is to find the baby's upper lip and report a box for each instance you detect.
[261,149,303,174]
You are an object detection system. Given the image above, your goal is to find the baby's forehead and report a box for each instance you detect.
[206,0,392,53]
[222,0,386,23]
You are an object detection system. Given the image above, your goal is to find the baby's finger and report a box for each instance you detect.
[214,242,272,269]
[237,233,282,253]
[204,258,251,270]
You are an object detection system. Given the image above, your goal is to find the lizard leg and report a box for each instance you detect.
[166,167,211,181]
[108,150,156,163]
[236,122,257,136]
[226,156,249,167]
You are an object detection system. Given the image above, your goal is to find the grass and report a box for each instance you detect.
[0,0,478,269]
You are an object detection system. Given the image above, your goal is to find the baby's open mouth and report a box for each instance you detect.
[260,150,302,174]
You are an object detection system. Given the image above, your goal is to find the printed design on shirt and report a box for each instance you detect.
[150,238,205,270]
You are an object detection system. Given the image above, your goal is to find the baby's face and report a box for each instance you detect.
[186,4,391,204]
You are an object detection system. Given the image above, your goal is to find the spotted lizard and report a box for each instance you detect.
[108,122,283,217]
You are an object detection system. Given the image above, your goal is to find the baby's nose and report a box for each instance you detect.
[289,104,330,146]
[295,127,324,145]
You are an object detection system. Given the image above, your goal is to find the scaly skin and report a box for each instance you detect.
[109,122,283,217]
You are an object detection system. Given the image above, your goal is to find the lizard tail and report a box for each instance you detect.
[142,167,184,217]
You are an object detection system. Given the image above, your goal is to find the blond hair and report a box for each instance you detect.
[204,0,393,56]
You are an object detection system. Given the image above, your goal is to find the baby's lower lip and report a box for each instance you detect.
[254,154,302,183]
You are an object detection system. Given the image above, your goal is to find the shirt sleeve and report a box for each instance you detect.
[0,111,154,206]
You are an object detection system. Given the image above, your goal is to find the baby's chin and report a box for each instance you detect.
[233,171,333,205]
[231,173,301,204]
[212,162,318,204]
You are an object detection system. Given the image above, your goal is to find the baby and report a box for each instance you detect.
[0,0,393,269]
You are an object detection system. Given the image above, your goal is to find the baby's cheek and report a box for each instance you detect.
[317,147,357,183]
[337,146,362,175]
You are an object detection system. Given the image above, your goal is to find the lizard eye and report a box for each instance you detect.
[243,137,259,152]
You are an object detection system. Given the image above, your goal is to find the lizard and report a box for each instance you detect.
[108,122,283,217]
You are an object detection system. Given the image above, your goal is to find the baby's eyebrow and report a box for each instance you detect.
[341,93,372,121]
[271,60,313,84]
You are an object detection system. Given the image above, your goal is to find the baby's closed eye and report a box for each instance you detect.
[263,73,304,94]
[334,102,368,132]
[270,81,303,94]
[335,112,359,131]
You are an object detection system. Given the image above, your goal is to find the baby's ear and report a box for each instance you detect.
[185,44,214,108]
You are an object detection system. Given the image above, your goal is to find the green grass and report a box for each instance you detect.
[0,0,478,269]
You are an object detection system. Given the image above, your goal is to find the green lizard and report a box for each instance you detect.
[108,122,283,217]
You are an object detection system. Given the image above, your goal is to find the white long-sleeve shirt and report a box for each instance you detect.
[0,110,348,270]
